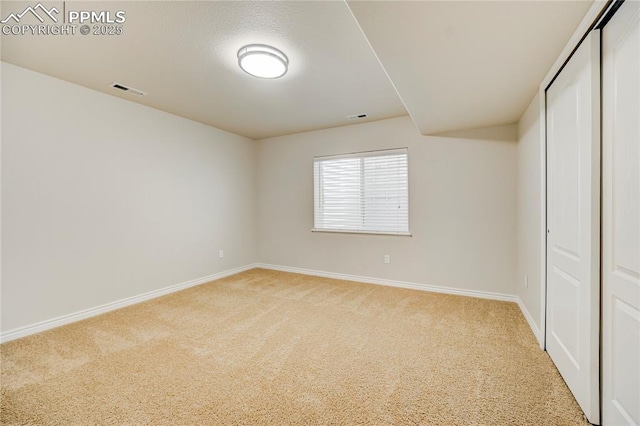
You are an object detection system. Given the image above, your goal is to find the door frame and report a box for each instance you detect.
[534,2,628,424]
[538,0,613,350]
[544,29,602,424]
[537,0,618,352]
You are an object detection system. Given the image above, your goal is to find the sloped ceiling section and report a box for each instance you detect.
[0,1,406,140]
[348,0,593,135]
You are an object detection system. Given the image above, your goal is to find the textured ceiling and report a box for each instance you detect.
[1,1,593,139]
[347,0,593,135]
[0,1,407,140]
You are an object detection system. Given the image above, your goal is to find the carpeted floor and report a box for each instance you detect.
[1,268,587,425]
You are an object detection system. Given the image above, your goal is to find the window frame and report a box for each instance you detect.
[312,148,411,237]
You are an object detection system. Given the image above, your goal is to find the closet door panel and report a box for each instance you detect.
[602,1,640,424]
[545,30,601,424]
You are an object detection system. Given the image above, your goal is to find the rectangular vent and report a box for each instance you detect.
[109,82,147,96]
[347,113,368,120]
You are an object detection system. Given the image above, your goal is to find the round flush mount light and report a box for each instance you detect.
[237,44,288,79]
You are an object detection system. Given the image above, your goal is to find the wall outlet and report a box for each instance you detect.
[384,254,390,264]
[525,275,529,288]
[219,250,224,259]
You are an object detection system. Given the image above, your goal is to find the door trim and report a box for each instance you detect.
[537,0,620,353]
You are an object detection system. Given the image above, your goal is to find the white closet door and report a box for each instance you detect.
[545,31,600,424]
[602,1,640,424]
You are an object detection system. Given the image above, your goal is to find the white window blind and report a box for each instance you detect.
[313,148,409,235]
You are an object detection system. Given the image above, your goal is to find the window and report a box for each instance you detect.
[313,148,409,235]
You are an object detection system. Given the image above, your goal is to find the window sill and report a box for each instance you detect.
[311,228,412,237]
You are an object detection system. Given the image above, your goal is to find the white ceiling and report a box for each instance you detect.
[0,1,406,139]
[348,0,593,135]
[1,1,593,139]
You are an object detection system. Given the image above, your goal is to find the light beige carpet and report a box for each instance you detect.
[1,269,587,425]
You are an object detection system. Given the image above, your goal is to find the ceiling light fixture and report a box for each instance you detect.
[237,44,288,79]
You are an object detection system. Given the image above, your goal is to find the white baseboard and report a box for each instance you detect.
[0,263,258,344]
[255,263,518,303]
[516,296,542,345]
[2,263,543,349]
[257,264,547,343]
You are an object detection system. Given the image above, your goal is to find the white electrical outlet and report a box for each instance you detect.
[219,250,224,259]
[384,255,390,264]
[525,275,529,288]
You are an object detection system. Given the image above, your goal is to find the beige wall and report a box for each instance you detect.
[516,94,543,337]
[257,117,517,296]
[1,62,523,335]
[1,62,258,332]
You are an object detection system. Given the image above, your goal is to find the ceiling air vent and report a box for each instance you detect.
[346,113,367,120]
[109,82,147,96]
